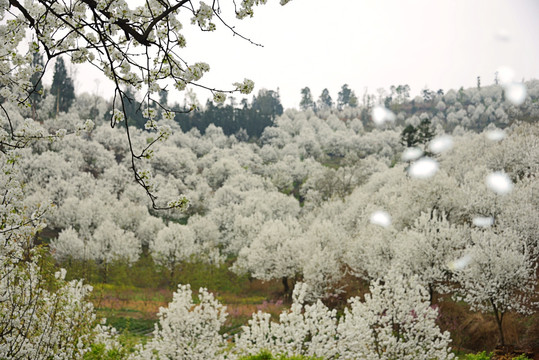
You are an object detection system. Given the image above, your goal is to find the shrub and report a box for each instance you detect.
[511,355,532,360]
[463,351,492,360]
[83,343,128,360]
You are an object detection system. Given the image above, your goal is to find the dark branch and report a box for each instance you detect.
[8,0,34,26]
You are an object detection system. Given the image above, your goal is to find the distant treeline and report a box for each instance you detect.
[174,89,283,139]
[31,52,539,139]
[167,80,539,139]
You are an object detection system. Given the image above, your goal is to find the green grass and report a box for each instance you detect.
[461,351,493,360]
[83,343,127,360]
[77,256,286,341]
[104,317,156,337]
[83,332,144,360]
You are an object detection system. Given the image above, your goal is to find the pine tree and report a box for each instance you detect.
[299,87,315,111]
[317,88,333,110]
[348,91,358,108]
[337,84,354,110]
[50,57,75,115]
[400,118,435,151]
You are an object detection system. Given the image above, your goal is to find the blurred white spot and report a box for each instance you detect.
[408,157,439,179]
[495,28,510,42]
[505,83,527,106]
[370,210,391,228]
[473,216,494,228]
[402,147,423,161]
[486,129,506,141]
[429,135,453,154]
[372,106,396,126]
[486,172,513,195]
[496,66,515,85]
[448,254,472,271]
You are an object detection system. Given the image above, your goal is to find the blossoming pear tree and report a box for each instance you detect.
[394,210,468,302]
[452,228,537,347]
[337,271,454,360]
[150,222,196,283]
[233,218,304,295]
[0,152,110,359]
[234,282,339,359]
[132,284,228,360]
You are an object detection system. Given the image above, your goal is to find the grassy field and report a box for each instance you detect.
[58,253,538,357]
[75,253,288,342]
[90,281,287,339]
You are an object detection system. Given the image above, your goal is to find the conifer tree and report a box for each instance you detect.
[50,57,75,115]
[337,84,354,110]
[299,87,315,111]
[317,88,333,110]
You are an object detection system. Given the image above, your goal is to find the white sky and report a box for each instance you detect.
[65,0,539,110]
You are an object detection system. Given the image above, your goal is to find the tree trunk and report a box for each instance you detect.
[428,284,434,305]
[103,262,109,283]
[491,299,505,346]
[56,87,60,116]
[169,263,176,289]
[282,276,290,296]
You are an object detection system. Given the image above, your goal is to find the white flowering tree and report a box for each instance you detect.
[233,218,304,295]
[188,214,225,266]
[50,226,89,262]
[135,214,165,250]
[0,264,102,360]
[236,277,454,360]
[0,150,107,359]
[150,222,196,283]
[394,211,468,302]
[132,284,228,360]
[92,219,140,275]
[300,219,350,300]
[337,272,454,360]
[452,228,537,346]
[235,283,339,359]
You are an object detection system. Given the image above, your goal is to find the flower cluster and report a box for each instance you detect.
[191,2,216,31]
[233,78,255,94]
[213,91,227,104]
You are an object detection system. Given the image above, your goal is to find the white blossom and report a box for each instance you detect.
[213,91,227,103]
[235,283,339,359]
[233,78,255,94]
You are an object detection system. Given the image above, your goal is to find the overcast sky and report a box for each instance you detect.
[66,0,539,110]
